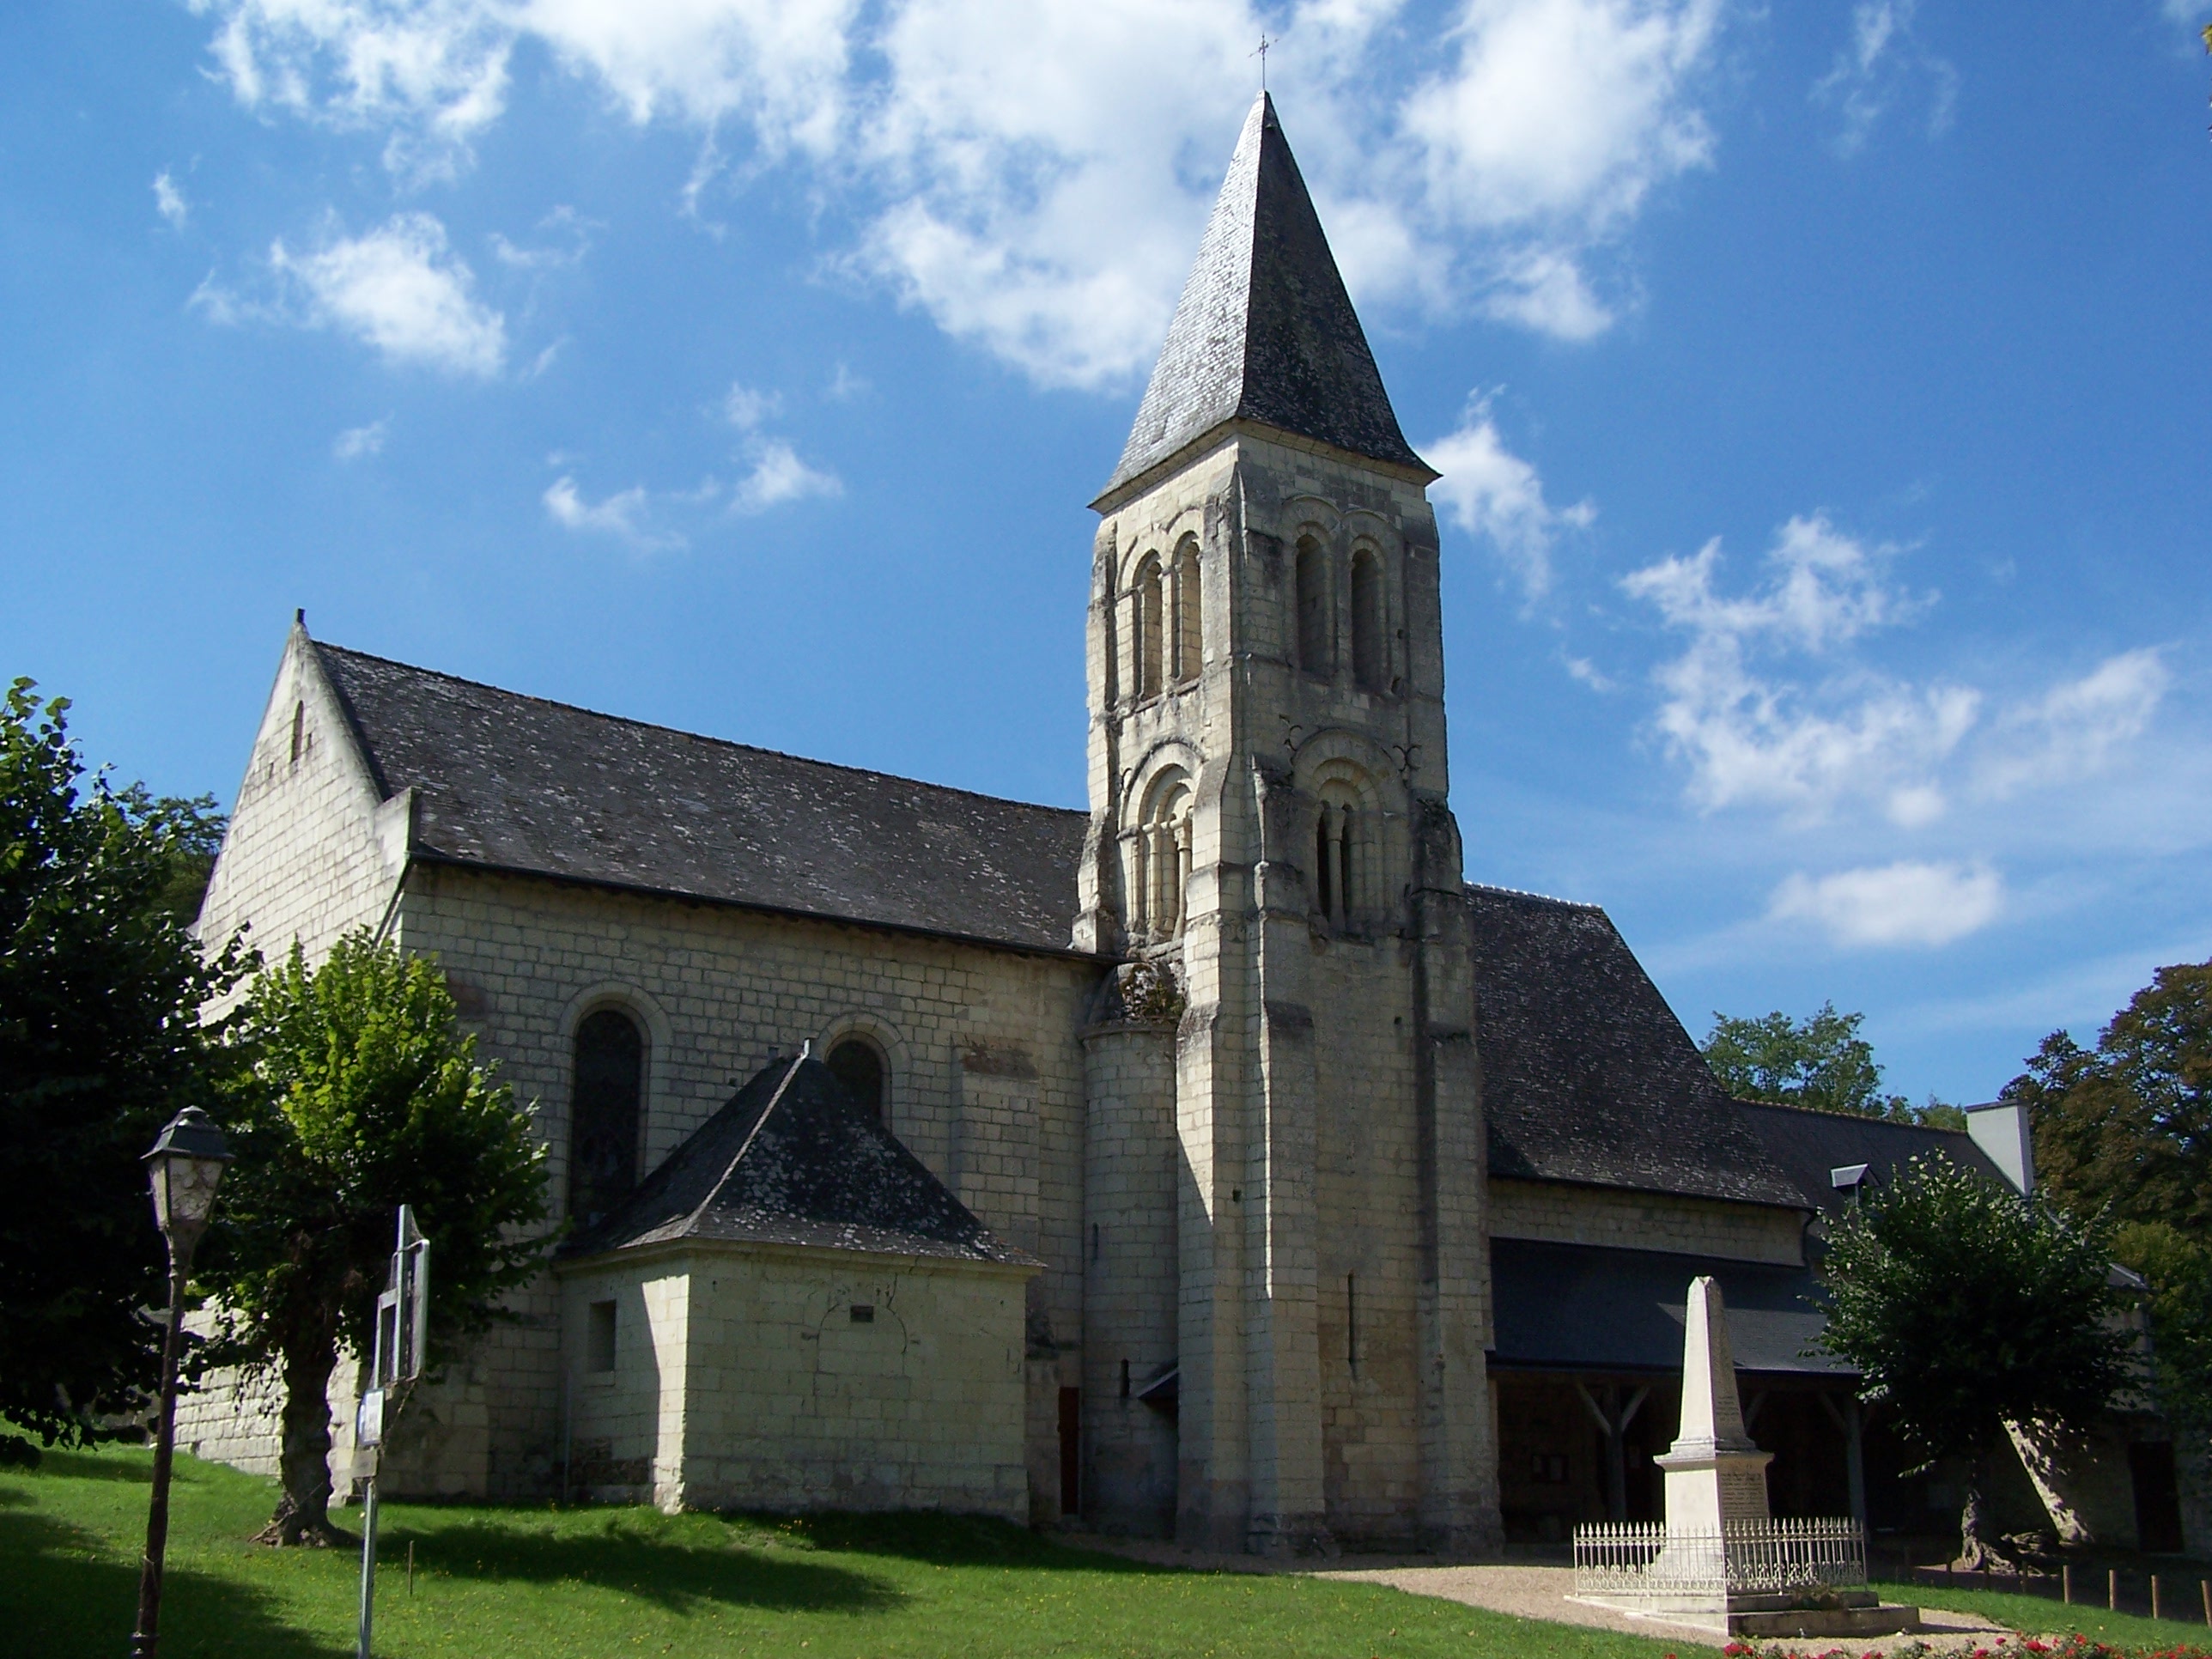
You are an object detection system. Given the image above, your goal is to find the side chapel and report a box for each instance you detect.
[181,94,2186,1557]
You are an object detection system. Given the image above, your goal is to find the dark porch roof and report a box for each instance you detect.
[1491,1237,1851,1378]
[565,1054,1037,1268]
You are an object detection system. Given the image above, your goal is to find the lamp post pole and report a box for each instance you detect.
[130,1107,231,1659]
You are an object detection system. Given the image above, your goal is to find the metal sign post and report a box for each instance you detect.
[356,1206,428,1659]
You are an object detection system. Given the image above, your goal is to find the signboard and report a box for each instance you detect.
[371,1206,430,1391]
[356,1388,386,1449]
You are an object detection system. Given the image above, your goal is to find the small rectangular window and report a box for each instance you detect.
[848,1304,873,1324]
[586,1299,617,1373]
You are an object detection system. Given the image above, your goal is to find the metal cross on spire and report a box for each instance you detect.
[1252,33,1274,91]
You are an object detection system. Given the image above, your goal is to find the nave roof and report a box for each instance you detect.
[313,640,1089,957]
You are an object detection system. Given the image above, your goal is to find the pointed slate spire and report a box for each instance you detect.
[1098,93,1431,505]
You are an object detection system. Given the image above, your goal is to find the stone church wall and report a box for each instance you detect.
[555,1245,1032,1520]
[1487,1178,1805,1266]
[194,625,410,981]
[1079,1018,1181,1533]
[386,863,1098,1504]
[1310,938,1428,1547]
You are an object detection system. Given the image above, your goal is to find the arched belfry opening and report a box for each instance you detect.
[1135,554,1165,699]
[1296,535,1332,677]
[1351,548,1386,693]
[1171,539,1202,684]
[1127,770,1194,944]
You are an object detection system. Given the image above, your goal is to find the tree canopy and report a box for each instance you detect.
[0,679,246,1461]
[1702,1002,1962,1127]
[199,929,550,1543]
[1817,1152,2130,1563]
[2002,958,2212,1427]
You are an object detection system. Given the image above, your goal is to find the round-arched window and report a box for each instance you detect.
[826,1036,886,1122]
[571,1008,643,1227]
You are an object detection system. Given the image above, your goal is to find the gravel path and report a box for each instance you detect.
[1317,1563,2013,1652]
[1070,1539,2018,1655]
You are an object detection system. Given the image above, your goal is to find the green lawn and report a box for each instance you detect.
[2,1443,1711,1659]
[1874,1577,2212,1655]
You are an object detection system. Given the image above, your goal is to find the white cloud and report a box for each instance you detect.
[1770,859,2003,948]
[1564,653,1615,691]
[722,380,781,430]
[333,417,388,459]
[1622,514,1977,823]
[1425,395,1595,599]
[489,205,598,268]
[1478,247,1615,339]
[731,440,841,513]
[543,476,684,549]
[190,0,1737,384]
[545,378,840,541]
[154,171,190,230]
[1620,514,2173,830]
[1400,0,1722,232]
[259,212,507,375]
[1811,0,1958,156]
[1976,647,2170,800]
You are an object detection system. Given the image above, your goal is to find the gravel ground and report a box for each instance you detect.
[1069,1539,2017,1655]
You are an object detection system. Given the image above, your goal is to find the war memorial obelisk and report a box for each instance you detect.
[1654,1276,1773,1529]
[1569,1276,1918,1641]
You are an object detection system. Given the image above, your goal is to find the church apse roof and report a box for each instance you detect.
[1467,884,1807,1209]
[568,1054,1038,1267]
[1098,92,1431,505]
[312,641,1090,957]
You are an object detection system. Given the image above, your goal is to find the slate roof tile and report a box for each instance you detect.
[1466,884,1807,1208]
[313,641,1090,956]
[1492,1237,1848,1376]
[1736,1097,2012,1218]
[1101,93,1430,501]
[567,1054,1038,1267]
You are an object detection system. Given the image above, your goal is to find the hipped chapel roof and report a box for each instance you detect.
[1099,93,1431,502]
[1738,1098,2012,1218]
[313,641,1089,956]
[568,1054,1037,1267]
[1466,885,1807,1209]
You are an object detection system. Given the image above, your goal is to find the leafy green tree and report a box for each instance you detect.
[1703,1002,1962,1127]
[2110,1221,2212,1431]
[2003,959,2212,1427]
[2005,961,2211,1240]
[199,930,550,1544]
[0,680,246,1463]
[1818,1154,2130,1565]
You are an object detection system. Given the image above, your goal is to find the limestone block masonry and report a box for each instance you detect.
[1488,1179,1806,1267]
[559,1245,1033,1519]
[1082,420,1502,1555]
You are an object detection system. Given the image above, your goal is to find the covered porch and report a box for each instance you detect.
[1489,1238,1866,1543]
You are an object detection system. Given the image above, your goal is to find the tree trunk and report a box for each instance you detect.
[258,1327,347,1547]
[1957,1449,1997,1571]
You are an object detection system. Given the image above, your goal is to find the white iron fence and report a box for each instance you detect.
[1573,1518,1867,1604]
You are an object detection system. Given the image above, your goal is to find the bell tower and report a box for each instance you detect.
[1076,94,1500,1553]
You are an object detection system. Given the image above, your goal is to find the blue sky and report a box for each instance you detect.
[5,0,2209,1106]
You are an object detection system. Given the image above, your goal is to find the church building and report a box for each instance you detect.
[186,94,2171,1558]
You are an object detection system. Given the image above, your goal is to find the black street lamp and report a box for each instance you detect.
[131,1106,231,1659]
